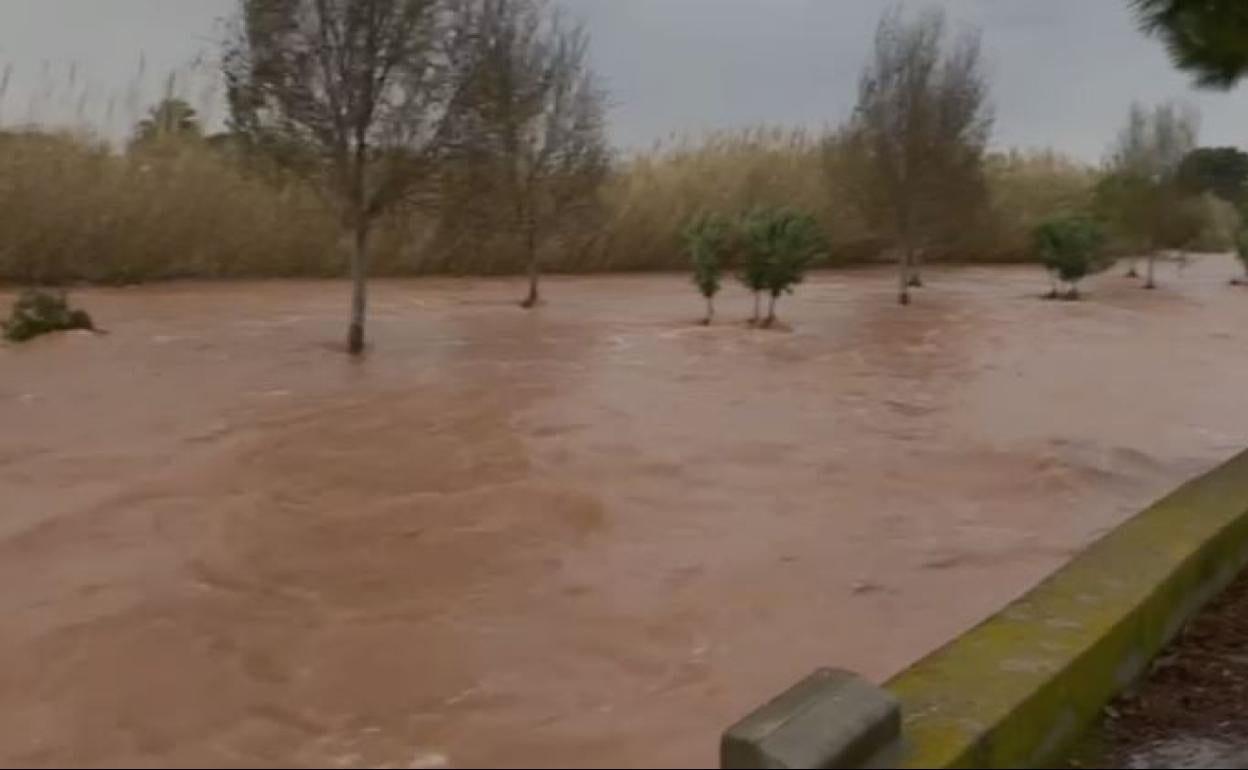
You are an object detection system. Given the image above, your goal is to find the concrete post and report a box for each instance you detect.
[721,668,901,769]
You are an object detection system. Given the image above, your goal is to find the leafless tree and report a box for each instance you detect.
[223,0,466,354]
[845,7,993,305]
[449,0,609,308]
[1102,101,1199,288]
[1109,102,1199,184]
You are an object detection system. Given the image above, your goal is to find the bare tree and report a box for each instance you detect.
[845,7,993,305]
[223,0,464,354]
[1101,103,1152,277]
[450,0,609,308]
[1101,100,1199,288]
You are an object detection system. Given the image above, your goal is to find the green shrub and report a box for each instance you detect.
[740,207,827,326]
[1033,216,1109,299]
[684,212,733,324]
[2,289,95,342]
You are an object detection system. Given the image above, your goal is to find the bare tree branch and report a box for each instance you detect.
[444,0,610,307]
[223,0,463,354]
[844,7,994,304]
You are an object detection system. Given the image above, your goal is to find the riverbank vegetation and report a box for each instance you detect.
[3,1,1247,349]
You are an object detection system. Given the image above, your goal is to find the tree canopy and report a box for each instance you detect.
[1033,215,1108,298]
[1176,146,1248,205]
[1132,0,1248,89]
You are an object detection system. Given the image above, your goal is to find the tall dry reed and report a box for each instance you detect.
[0,54,1106,285]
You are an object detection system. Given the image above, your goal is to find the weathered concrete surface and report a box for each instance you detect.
[886,449,1248,768]
[721,669,900,769]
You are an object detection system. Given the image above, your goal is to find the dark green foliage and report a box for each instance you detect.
[1033,216,1109,299]
[737,215,772,323]
[684,212,732,324]
[1132,0,1248,89]
[1177,147,1248,205]
[739,207,827,325]
[2,289,94,342]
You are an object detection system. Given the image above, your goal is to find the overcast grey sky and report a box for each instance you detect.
[1,0,1244,161]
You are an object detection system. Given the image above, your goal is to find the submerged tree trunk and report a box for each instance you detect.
[752,292,761,324]
[347,214,369,356]
[1126,257,1139,278]
[520,216,540,308]
[1047,271,1059,299]
[346,137,370,356]
[703,295,714,325]
[908,248,924,287]
[521,260,540,307]
[1145,252,1157,289]
[764,292,779,327]
[898,246,911,305]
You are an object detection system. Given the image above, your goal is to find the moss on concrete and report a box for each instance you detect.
[886,450,1248,769]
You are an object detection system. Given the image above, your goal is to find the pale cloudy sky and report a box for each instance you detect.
[0,0,1244,161]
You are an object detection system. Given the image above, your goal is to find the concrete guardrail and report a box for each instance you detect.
[723,449,1248,769]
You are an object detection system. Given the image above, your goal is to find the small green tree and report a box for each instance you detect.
[741,207,826,327]
[737,209,771,325]
[684,212,732,324]
[1033,216,1108,300]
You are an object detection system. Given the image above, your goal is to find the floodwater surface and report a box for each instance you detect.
[3,256,1248,768]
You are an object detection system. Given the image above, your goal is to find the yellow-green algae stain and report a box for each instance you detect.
[886,450,1248,769]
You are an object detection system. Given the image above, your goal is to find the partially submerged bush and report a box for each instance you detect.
[2,289,95,342]
[684,212,733,324]
[740,207,827,326]
[1033,216,1109,299]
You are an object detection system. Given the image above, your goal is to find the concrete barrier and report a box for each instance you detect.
[721,669,900,769]
[724,449,1248,769]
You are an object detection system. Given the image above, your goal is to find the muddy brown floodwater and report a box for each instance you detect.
[3,256,1248,768]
